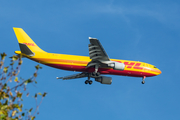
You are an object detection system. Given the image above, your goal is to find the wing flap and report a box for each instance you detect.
[88,37,110,61]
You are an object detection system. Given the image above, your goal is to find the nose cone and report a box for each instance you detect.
[157,68,162,75]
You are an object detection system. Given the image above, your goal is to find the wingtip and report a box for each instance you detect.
[13,27,23,31]
[89,37,97,40]
[13,27,21,29]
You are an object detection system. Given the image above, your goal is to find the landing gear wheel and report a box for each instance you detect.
[96,72,100,76]
[92,72,100,77]
[85,80,89,84]
[89,80,93,85]
[92,72,96,76]
[142,81,145,84]
[142,76,146,84]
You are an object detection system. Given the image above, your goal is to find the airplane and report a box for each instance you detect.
[13,27,161,85]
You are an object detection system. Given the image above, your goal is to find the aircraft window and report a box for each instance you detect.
[154,66,157,68]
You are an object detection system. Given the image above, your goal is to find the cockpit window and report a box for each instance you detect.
[154,66,157,68]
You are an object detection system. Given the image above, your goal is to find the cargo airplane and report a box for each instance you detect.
[13,28,161,85]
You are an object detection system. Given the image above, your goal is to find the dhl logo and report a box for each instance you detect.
[124,62,143,70]
[23,43,36,46]
[115,61,143,70]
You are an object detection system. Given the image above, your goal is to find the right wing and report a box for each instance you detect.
[87,37,111,68]
[88,37,110,61]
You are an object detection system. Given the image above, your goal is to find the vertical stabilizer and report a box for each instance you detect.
[13,28,46,54]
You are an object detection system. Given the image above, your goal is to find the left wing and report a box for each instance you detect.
[57,72,88,80]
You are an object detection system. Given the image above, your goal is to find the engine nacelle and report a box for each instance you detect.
[109,61,125,71]
[95,76,112,85]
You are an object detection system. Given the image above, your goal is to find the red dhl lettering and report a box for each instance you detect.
[23,43,36,46]
[106,61,143,70]
[124,62,135,68]
[133,63,143,70]
[124,62,143,70]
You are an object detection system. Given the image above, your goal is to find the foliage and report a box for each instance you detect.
[0,53,47,120]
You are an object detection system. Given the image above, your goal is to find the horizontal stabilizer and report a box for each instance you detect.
[19,43,35,56]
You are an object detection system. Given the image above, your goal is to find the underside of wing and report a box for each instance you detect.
[87,37,125,71]
[57,72,88,80]
[87,37,111,68]
[88,37,110,61]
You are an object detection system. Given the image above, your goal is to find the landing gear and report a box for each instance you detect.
[85,80,89,84]
[85,80,93,85]
[92,65,100,77]
[142,81,145,84]
[92,72,100,77]
[84,65,100,85]
[142,76,146,84]
[85,75,93,85]
[89,80,93,85]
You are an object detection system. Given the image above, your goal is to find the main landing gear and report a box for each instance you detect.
[85,75,93,85]
[85,80,93,85]
[84,71,100,85]
[142,76,146,84]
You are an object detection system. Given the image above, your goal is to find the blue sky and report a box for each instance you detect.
[1,0,180,119]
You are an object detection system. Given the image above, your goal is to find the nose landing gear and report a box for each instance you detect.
[142,76,146,84]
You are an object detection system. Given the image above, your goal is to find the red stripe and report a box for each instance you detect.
[45,63,156,77]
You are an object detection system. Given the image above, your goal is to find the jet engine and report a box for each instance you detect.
[95,76,112,85]
[108,61,125,71]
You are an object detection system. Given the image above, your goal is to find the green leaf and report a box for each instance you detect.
[10,62,15,66]
[1,52,7,60]
[18,107,22,112]
[9,91,13,96]
[17,92,22,98]
[22,112,25,116]
[1,105,8,110]
[31,116,35,120]
[34,73,37,77]
[3,83,7,90]
[24,79,32,85]
[4,100,8,105]
[14,77,18,82]
[20,104,23,108]
[13,104,20,108]
[29,108,33,113]
[38,92,42,96]
[35,64,42,70]
[43,92,47,97]
[12,97,16,102]
[18,59,23,65]
[9,55,18,61]
[3,66,9,73]
[12,110,17,116]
